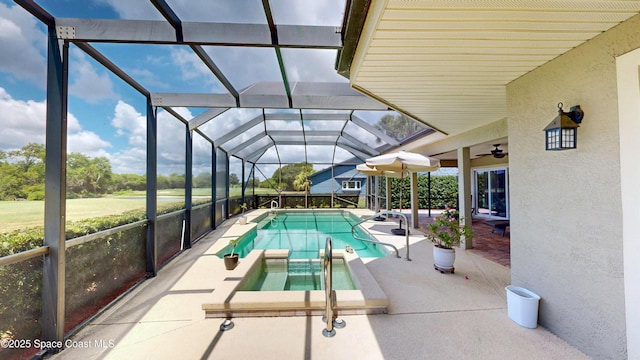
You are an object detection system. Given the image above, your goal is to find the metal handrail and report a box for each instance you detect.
[323,236,335,337]
[322,236,346,337]
[350,223,401,259]
[66,219,149,248]
[0,246,50,267]
[1,219,148,266]
[351,210,411,261]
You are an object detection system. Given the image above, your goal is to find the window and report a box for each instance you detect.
[342,180,361,190]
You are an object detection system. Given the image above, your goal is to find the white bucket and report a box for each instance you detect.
[505,285,541,328]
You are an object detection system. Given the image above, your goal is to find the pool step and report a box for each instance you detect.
[288,259,321,275]
[260,271,288,291]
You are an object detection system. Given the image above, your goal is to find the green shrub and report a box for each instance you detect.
[0,227,45,256]
[0,257,42,346]
[384,175,459,210]
[24,184,45,201]
[0,200,213,344]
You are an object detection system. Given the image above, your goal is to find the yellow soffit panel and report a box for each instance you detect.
[349,0,640,137]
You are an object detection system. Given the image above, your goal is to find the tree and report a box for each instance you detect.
[0,143,46,200]
[229,173,240,186]
[167,173,185,189]
[8,143,45,172]
[157,173,185,189]
[67,152,91,195]
[112,173,146,191]
[88,156,113,194]
[293,168,315,208]
[193,172,212,188]
[375,114,424,141]
[293,170,313,191]
[246,176,261,189]
[66,153,114,196]
[0,170,26,200]
[269,163,314,191]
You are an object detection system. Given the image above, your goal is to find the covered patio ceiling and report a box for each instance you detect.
[339,0,640,143]
[16,0,436,168]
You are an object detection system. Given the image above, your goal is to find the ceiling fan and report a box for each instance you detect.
[490,144,506,158]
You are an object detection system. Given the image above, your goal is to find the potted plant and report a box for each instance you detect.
[223,239,240,270]
[426,208,473,273]
[238,203,248,225]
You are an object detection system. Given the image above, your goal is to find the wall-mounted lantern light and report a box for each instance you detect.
[544,102,584,151]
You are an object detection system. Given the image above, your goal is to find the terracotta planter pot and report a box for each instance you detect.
[433,246,455,272]
[224,254,239,270]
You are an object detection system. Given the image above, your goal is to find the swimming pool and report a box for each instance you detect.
[217,210,388,259]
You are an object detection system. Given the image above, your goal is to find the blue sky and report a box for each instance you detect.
[0,0,350,178]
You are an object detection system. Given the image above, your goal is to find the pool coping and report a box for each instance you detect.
[201,209,389,318]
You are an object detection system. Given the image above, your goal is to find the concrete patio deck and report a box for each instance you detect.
[50,210,587,360]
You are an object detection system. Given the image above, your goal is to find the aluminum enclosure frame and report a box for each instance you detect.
[13,0,435,348]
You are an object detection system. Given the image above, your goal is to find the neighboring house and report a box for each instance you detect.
[308,164,366,197]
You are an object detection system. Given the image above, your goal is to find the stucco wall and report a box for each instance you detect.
[506,15,640,359]
[616,47,640,360]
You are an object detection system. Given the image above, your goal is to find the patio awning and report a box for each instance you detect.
[339,0,640,138]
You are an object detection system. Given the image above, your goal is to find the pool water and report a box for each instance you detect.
[219,210,388,259]
[240,259,356,291]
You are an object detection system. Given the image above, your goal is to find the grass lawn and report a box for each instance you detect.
[0,198,160,232]
[122,187,277,197]
[0,187,277,232]
[1,196,193,232]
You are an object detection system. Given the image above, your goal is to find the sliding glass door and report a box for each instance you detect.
[474,168,509,219]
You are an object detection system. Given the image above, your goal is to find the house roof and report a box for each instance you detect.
[308,164,366,181]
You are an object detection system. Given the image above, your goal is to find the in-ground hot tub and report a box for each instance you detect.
[202,249,389,318]
[239,256,356,291]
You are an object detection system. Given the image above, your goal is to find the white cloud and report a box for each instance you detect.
[99,0,347,90]
[199,108,262,142]
[111,100,146,147]
[109,147,146,175]
[170,47,211,81]
[109,101,148,174]
[98,0,265,23]
[148,0,266,23]
[68,131,111,158]
[271,0,345,26]
[0,87,46,149]
[129,68,170,90]
[157,108,190,174]
[0,3,46,86]
[95,0,162,20]
[203,47,281,90]
[0,86,111,155]
[68,48,117,103]
[109,100,200,174]
[283,49,346,83]
[2,1,353,177]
